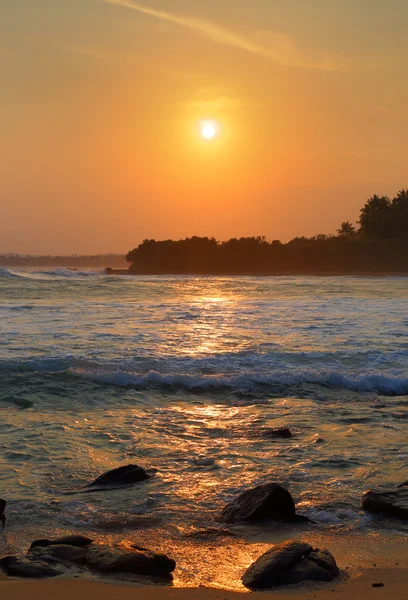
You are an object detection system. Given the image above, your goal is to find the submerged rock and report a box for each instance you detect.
[219,482,309,524]
[30,535,93,551]
[242,540,339,589]
[89,464,150,488]
[85,543,176,577]
[362,488,408,519]
[262,428,293,439]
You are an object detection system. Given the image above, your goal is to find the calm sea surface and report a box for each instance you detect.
[0,268,407,585]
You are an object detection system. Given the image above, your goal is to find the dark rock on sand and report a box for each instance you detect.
[0,498,5,530]
[29,545,86,565]
[2,537,175,581]
[0,556,62,579]
[362,488,408,519]
[30,535,93,550]
[242,540,339,589]
[89,464,150,488]
[262,428,293,438]
[85,543,175,578]
[219,482,309,524]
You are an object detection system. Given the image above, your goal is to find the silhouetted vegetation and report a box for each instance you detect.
[126,190,408,275]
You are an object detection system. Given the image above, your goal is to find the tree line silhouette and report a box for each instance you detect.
[126,190,408,275]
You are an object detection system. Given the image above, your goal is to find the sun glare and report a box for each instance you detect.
[200,121,219,140]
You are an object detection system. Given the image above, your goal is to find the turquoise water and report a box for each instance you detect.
[0,268,407,577]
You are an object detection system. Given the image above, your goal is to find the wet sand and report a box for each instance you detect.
[0,568,406,600]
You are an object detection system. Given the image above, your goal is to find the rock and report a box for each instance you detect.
[0,556,17,569]
[85,543,175,578]
[89,464,150,488]
[29,545,86,565]
[30,535,93,551]
[262,428,293,439]
[0,498,5,530]
[0,556,62,579]
[362,488,408,519]
[398,481,408,488]
[219,482,309,524]
[242,540,339,589]
[193,458,217,467]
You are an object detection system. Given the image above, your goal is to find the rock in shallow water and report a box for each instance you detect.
[89,464,150,488]
[362,488,408,519]
[242,540,339,589]
[261,428,293,439]
[219,482,310,524]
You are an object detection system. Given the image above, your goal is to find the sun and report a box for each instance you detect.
[200,121,219,140]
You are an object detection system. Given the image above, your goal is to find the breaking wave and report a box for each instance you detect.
[1,356,407,395]
[0,267,103,280]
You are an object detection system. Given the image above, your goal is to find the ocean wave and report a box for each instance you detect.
[0,267,23,278]
[86,369,408,395]
[1,357,407,395]
[0,267,103,280]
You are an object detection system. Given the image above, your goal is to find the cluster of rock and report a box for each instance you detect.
[0,535,175,580]
[2,461,407,589]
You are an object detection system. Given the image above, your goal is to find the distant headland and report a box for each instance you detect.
[118,190,408,276]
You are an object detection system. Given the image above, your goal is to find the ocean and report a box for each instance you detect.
[1,268,407,586]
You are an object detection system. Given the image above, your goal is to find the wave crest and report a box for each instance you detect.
[1,357,407,395]
[0,267,102,280]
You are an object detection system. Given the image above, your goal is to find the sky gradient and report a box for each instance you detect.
[1,0,408,254]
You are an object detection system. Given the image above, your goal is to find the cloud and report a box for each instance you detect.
[105,0,345,70]
[255,31,345,71]
[106,0,270,57]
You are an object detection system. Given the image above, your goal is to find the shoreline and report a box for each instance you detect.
[1,568,407,600]
[2,525,408,590]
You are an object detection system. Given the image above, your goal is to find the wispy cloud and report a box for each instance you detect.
[106,0,270,57]
[105,0,346,71]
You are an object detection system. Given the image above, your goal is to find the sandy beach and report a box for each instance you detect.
[1,568,407,600]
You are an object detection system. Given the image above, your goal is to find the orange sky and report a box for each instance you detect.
[1,0,408,254]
